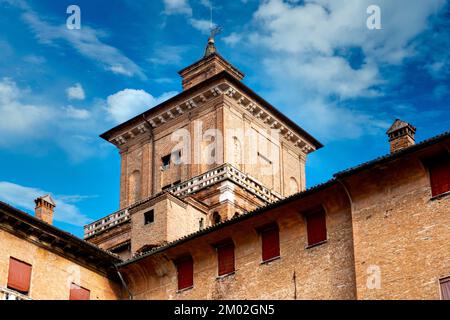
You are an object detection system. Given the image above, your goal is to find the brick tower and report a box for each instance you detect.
[84,37,322,258]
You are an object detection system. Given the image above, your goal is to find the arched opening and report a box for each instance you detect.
[128,170,141,204]
[289,177,299,195]
[213,212,221,225]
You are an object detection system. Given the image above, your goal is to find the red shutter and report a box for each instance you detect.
[217,243,235,276]
[69,283,90,300]
[176,257,193,290]
[261,227,280,262]
[441,278,450,300]
[429,155,450,197]
[7,257,32,294]
[306,209,327,246]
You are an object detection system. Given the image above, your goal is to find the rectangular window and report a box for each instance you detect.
[260,225,280,262]
[69,283,90,300]
[161,154,171,170]
[428,154,450,197]
[306,208,327,246]
[441,277,450,300]
[7,257,32,294]
[176,256,193,291]
[144,210,154,225]
[217,242,235,276]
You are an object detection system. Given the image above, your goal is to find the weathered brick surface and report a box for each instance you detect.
[0,231,119,300]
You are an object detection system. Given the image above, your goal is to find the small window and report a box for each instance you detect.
[305,208,327,246]
[199,218,204,230]
[441,277,450,300]
[216,242,235,276]
[69,283,90,300]
[259,225,280,262]
[213,212,221,224]
[427,153,450,197]
[7,257,32,295]
[162,154,171,170]
[175,256,193,291]
[144,210,154,225]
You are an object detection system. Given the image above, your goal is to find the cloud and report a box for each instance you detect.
[106,89,177,124]
[66,83,85,100]
[0,181,92,226]
[64,105,90,120]
[163,0,192,15]
[148,45,188,66]
[5,1,145,79]
[225,0,447,140]
[189,18,215,34]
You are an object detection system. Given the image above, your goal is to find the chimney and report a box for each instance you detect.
[387,119,416,153]
[34,195,56,225]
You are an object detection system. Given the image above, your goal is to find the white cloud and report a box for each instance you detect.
[107,89,177,124]
[163,0,192,15]
[64,105,90,120]
[66,83,85,100]
[6,1,145,79]
[148,45,188,66]
[189,18,215,34]
[0,181,92,226]
[223,32,242,46]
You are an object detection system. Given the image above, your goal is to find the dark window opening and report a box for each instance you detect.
[213,212,221,224]
[199,218,204,230]
[69,283,90,300]
[175,256,194,291]
[144,210,154,225]
[440,277,450,300]
[305,208,327,246]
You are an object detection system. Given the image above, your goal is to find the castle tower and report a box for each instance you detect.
[387,119,416,153]
[85,37,322,257]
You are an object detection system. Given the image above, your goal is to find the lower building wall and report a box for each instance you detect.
[347,156,450,299]
[0,231,120,300]
[121,187,357,300]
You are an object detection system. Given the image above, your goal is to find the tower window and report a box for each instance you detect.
[259,224,280,262]
[144,210,154,225]
[175,256,194,291]
[305,208,327,246]
[213,212,221,224]
[199,218,204,230]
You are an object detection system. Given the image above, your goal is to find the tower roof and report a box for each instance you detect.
[387,119,416,135]
[35,194,56,207]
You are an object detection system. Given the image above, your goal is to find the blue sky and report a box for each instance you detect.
[0,0,449,237]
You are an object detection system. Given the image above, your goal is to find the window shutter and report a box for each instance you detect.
[261,227,280,262]
[7,257,32,294]
[217,243,235,276]
[176,257,193,290]
[69,283,90,300]
[429,155,450,197]
[306,209,327,246]
[441,278,450,300]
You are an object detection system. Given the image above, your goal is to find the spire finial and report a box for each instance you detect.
[204,25,222,57]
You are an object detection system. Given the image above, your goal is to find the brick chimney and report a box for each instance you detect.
[34,195,56,225]
[387,119,416,153]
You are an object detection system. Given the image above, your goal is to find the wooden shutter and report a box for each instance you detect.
[69,283,90,300]
[261,227,280,262]
[306,208,327,246]
[429,154,450,197]
[7,257,32,294]
[441,278,450,300]
[217,243,235,276]
[176,257,193,290]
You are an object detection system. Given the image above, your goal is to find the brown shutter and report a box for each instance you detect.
[306,208,327,246]
[69,283,90,300]
[7,257,32,294]
[217,242,235,276]
[441,278,450,300]
[429,154,450,197]
[261,226,280,262]
[176,256,193,290]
